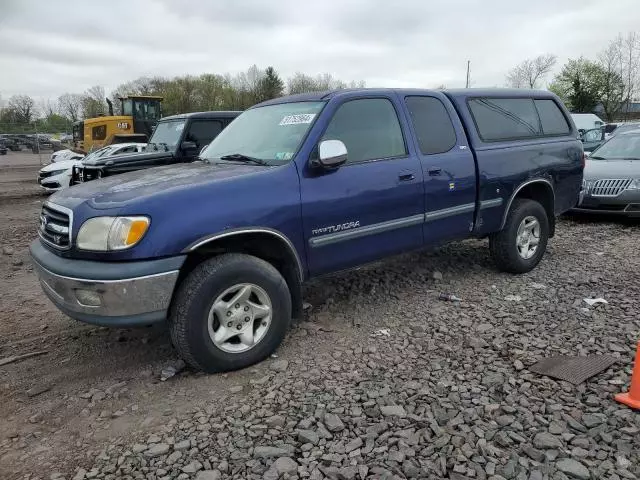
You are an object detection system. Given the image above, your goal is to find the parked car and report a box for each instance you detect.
[71,111,241,184]
[608,122,640,139]
[2,136,22,151]
[30,88,582,372]
[39,143,145,191]
[579,127,605,152]
[574,128,640,216]
[571,113,605,132]
[0,141,7,155]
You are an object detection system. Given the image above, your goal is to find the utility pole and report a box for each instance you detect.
[465,61,471,88]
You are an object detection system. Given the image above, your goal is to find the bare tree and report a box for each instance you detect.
[506,54,557,88]
[8,95,36,123]
[58,93,83,122]
[40,99,58,118]
[598,38,626,120]
[621,32,640,120]
[287,73,318,94]
[287,72,365,95]
[82,85,107,118]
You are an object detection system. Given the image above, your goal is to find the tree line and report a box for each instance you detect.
[2,31,638,133]
[0,66,364,133]
[505,32,640,121]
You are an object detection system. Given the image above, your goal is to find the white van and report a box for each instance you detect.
[570,113,605,132]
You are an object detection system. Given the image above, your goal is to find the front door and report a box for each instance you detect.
[403,95,477,244]
[300,96,424,276]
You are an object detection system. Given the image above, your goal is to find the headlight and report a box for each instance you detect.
[628,179,640,190]
[45,169,67,176]
[77,216,150,251]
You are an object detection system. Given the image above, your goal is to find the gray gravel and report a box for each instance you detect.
[24,218,640,479]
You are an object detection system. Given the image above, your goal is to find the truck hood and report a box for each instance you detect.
[50,162,267,210]
[83,149,168,166]
[584,159,640,179]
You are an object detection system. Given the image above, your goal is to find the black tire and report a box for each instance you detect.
[489,198,549,273]
[169,253,292,373]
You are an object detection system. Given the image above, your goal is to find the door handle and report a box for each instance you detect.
[398,173,415,181]
[428,167,442,176]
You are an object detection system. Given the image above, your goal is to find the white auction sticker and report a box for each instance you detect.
[279,113,316,126]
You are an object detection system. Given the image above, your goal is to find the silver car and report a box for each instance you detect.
[574,129,640,216]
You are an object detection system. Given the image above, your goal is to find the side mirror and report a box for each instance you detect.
[315,139,347,169]
[181,141,198,153]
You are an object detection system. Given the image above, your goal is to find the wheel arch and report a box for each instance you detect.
[180,228,305,319]
[501,179,556,237]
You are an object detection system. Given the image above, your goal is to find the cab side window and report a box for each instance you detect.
[185,120,223,149]
[322,98,406,164]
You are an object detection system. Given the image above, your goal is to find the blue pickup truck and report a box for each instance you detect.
[31,88,583,372]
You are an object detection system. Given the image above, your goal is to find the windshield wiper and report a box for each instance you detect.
[219,153,270,166]
[589,155,606,160]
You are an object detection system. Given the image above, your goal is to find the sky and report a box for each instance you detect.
[1,0,639,102]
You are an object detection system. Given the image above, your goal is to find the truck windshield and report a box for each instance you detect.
[148,120,185,151]
[590,134,640,160]
[201,101,325,165]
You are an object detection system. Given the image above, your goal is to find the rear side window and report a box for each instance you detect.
[469,98,541,141]
[535,99,570,135]
[322,98,406,164]
[405,96,457,154]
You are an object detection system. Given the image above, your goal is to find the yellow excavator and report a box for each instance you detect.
[72,95,163,153]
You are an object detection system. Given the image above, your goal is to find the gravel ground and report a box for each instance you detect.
[1,159,639,480]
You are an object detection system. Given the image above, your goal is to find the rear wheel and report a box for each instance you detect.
[489,199,549,273]
[169,253,291,372]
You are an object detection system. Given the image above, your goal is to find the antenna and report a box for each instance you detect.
[465,60,470,88]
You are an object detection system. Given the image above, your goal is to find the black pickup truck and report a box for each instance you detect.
[72,111,241,184]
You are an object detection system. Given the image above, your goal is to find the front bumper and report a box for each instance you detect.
[38,171,69,192]
[30,240,186,327]
[572,190,640,216]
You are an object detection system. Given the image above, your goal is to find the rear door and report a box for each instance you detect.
[403,95,477,243]
[300,95,424,275]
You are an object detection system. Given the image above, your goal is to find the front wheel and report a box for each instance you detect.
[489,198,549,273]
[169,253,292,373]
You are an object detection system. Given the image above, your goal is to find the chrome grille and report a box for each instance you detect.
[39,203,72,250]
[590,178,632,197]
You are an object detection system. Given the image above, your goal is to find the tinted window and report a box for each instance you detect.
[115,145,139,155]
[322,98,406,164]
[185,120,223,149]
[405,96,457,154]
[534,99,570,135]
[91,125,106,140]
[469,98,541,141]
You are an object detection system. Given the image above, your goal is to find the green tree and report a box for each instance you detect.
[256,66,284,103]
[549,58,606,113]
